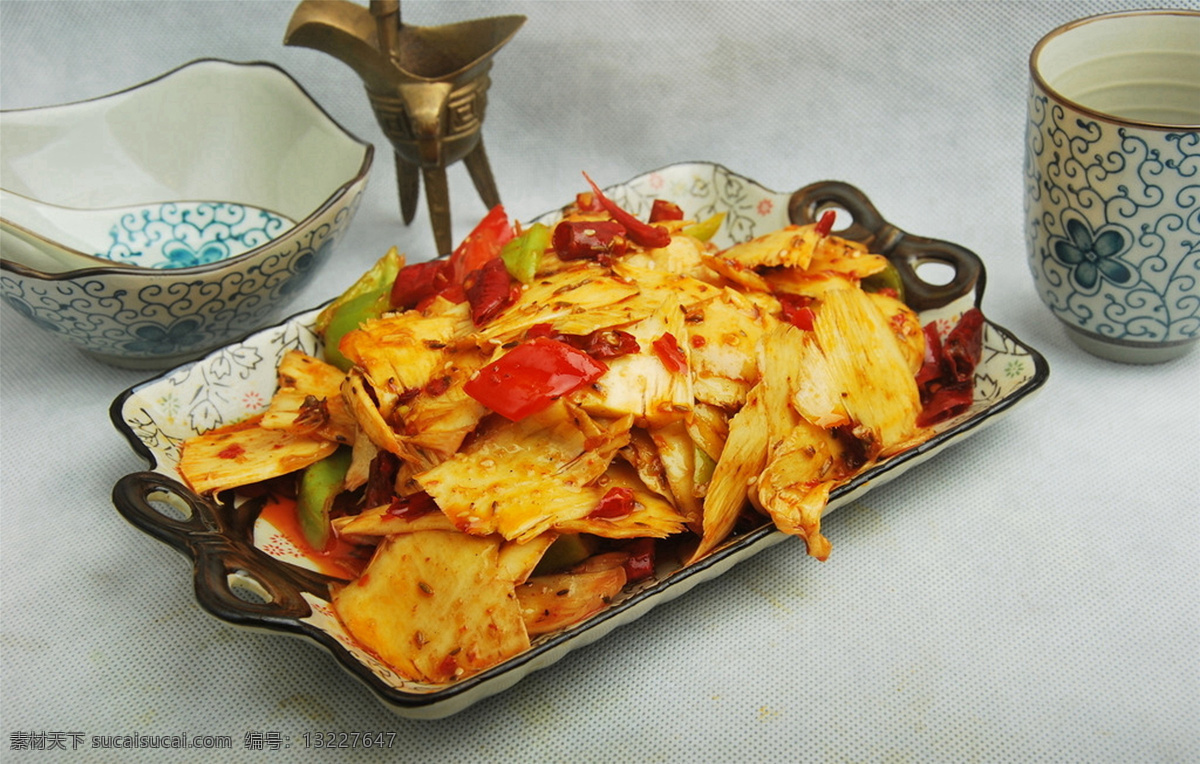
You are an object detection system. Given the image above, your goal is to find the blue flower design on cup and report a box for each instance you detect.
[1025,98,1200,362]
[1049,217,1135,292]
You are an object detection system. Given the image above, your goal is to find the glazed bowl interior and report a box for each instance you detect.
[0,59,369,250]
[1032,10,1200,126]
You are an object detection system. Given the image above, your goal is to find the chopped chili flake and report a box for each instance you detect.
[436,653,460,680]
[778,293,817,330]
[622,537,656,582]
[217,443,245,460]
[386,491,438,519]
[423,375,452,397]
[292,395,330,434]
[591,486,635,519]
[652,333,688,373]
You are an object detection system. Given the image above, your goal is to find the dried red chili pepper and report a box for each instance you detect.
[648,198,685,223]
[364,451,400,508]
[591,486,635,519]
[463,257,519,325]
[583,172,671,249]
[525,323,641,360]
[814,208,837,237]
[392,206,515,313]
[552,219,629,262]
[942,308,985,383]
[292,394,331,434]
[390,259,446,310]
[622,537,656,582]
[576,329,640,359]
[915,309,986,427]
[386,490,438,519]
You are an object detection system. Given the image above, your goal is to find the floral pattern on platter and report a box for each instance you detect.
[97,201,295,269]
[1024,88,1200,346]
[0,192,361,367]
[120,307,323,464]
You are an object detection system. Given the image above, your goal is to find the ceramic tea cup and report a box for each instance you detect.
[1024,9,1200,364]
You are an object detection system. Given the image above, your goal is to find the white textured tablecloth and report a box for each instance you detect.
[2,1,1197,761]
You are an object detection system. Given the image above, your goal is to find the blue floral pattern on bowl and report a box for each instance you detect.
[1024,88,1200,355]
[0,191,364,369]
[98,202,295,269]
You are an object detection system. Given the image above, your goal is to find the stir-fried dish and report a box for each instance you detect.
[178,176,984,684]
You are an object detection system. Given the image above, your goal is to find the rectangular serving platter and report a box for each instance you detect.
[111,162,1049,718]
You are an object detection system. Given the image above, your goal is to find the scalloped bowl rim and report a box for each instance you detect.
[0,58,374,280]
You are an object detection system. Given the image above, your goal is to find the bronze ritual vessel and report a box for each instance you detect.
[285,0,525,254]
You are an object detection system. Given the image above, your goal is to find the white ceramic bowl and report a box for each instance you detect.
[0,59,373,369]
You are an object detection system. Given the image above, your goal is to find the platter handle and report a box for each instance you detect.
[112,472,334,626]
[788,180,985,311]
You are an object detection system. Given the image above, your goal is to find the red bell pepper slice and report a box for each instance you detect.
[444,204,514,286]
[463,337,608,421]
[583,172,671,249]
[652,333,688,373]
